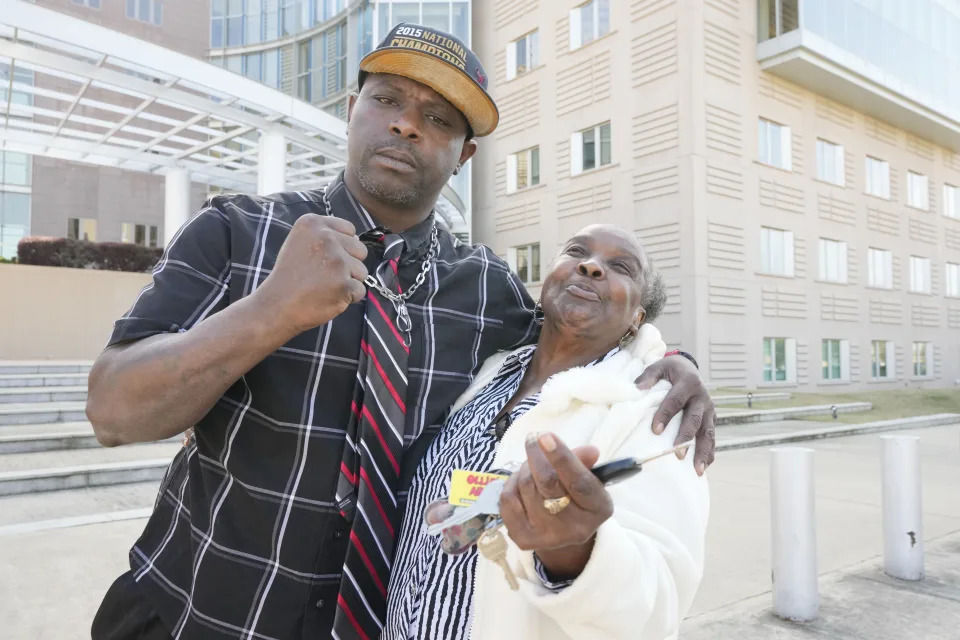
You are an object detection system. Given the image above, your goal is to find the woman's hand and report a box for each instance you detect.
[635,355,716,476]
[499,432,613,580]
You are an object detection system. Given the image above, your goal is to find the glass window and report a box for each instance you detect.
[245,0,262,44]
[422,3,450,31]
[599,122,612,166]
[225,55,243,74]
[263,0,280,40]
[816,139,845,186]
[1,152,31,187]
[760,227,794,276]
[0,192,30,259]
[573,122,612,174]
[758,118,791,170]
[66,218,97,242]
[947,262,960,298]
[909,256,931,293]
[871,340,891,379]
[582,127,596,172]
[912,342,930,377]
[907,171,929,210]
[822,339,843,380]
[530,146,540,187]
[227,16,244,46]
[944,184,960,219]
[392,2,420,26]
[508,147,540,192]
[245,53,262,81]
[818,238,847,283]
[149,226,158,248]
[512,243,541,284]
[865,156,890,198]
[763,338,788,382]
[573,0,610,49]
[451,2,469,41]
[263,49,279,88]
[211,18,224,47]
[868,248,893,288]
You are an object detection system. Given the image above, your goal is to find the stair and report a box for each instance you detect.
[0,361,173,529]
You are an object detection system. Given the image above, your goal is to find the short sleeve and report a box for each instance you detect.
[108,201,232,347]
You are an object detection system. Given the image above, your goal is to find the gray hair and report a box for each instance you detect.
[640,268,668,323]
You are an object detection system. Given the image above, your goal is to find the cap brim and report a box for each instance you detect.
[360,49,499,137]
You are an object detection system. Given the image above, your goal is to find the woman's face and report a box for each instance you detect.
[539,225,647,342]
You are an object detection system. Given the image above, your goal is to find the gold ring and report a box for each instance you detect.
[543,495,571,515]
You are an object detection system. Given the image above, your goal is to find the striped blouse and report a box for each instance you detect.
[383,344,619,640]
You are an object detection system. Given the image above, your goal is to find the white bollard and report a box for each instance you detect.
[770,447,819,622]
[881,435,924,580]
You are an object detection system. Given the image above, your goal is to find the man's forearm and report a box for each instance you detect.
[87,292,300,446]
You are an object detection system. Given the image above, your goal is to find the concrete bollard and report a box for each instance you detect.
[770,447,819,622]
[881,435,924,580]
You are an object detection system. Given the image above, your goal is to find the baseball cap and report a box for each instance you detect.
[358,23,499,137]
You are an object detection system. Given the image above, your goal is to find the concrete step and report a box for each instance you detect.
[0,442,180,496]
[0,387,88,404]
[0,361,92,375]
[716,402,872,425]
[0,402,87,426]
[0,422,179,454]
[0,373,89,388]
[0,481,159,528]
[712,392,791,407]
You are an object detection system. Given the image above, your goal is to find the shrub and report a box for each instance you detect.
[16,237,162,272]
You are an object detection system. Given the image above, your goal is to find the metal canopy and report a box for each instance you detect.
[0,1,466,230]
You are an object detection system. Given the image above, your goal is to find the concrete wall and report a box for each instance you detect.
[472,0,960,391]
[0,264,150,360]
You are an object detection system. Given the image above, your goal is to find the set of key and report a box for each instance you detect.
[423,440,695,590]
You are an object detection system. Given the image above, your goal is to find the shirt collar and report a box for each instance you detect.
[319,172,436,258]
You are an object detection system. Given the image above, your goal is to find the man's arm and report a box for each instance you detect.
[87,209,368,447]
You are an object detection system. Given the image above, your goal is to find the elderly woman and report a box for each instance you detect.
[382,224,710,640]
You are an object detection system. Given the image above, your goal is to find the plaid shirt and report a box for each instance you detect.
[110,175,537,639]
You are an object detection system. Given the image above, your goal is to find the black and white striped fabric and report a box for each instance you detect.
[384,345,619,640]
[106,173,537,639]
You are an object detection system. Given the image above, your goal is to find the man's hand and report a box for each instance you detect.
[255,214,369,335]
[499,433,613,580]
[635,355,716,476]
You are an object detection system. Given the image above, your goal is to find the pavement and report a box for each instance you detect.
[0,424,957,638]
[682,423,960,639]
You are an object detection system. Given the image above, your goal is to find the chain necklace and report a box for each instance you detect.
[321,184,439,346]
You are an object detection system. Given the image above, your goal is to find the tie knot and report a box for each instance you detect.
[381,234,405,262]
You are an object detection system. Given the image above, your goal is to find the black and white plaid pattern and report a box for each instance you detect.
[107,173,537,639]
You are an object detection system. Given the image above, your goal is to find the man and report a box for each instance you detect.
[89,23,716,640]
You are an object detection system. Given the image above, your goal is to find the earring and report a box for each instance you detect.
[453,163,461,176]
[618,330,636,349]
[533,301,544,326]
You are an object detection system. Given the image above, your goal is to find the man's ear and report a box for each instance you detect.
[458,139,478,167]
[346,92,359,125]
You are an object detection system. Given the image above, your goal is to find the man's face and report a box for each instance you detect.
[346,73,476,209]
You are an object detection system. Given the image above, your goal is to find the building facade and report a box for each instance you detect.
[208,0,474,236]
[2,0,212,257]
[472,0,960,390]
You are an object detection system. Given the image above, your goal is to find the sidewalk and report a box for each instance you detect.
[681,532,960,639]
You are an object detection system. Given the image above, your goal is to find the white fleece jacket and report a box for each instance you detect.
[452,324,709,640]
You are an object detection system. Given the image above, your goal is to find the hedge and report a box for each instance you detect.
[16,237,162,272]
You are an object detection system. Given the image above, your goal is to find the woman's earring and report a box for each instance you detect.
[453,163,461,176]
[619,328,637,349]
[533,301,545,326]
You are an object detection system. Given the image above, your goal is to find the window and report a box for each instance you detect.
[506,147,540,193]
[907,171,929,210]
[571,122,611,174]
[758,118,791,170]
[912,342,932,377]
[818,238,847,283]
[121,223,158,248]
[758,0,799,41]
[865,156,890,198]
[871,340,895,380]
[943,184,959,219]
[569,0,610,50]
[947,263,960,298]
[760,227,794,277]
[67,218,97,242]
[867,248,893,289]
[72,0,102,8]
[506,31,540,80]
[763,337,796,383]
[816,139,844,186]
[909,256,931,293]
[0,192,30,260]
[0,151,30,187]
[127,0,163,25]
[508,243,541,284]
[821,339,849,381]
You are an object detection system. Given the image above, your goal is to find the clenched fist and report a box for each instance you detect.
[254,214,369,335]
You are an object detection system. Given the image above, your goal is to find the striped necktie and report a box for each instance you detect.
[333,232,409,640]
